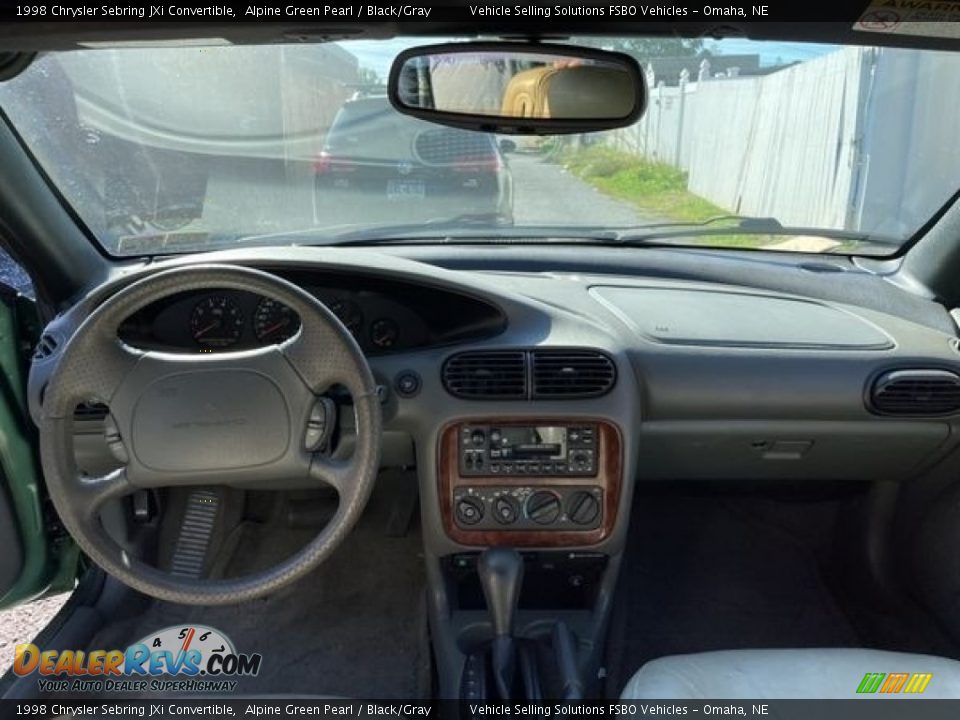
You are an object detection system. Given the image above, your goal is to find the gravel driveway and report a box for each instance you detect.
[0,593,69,662]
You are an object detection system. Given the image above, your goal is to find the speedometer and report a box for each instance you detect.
[253,298,299,344]
[190,296,243,349]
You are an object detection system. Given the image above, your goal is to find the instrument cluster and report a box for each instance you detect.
[119,288,421,354]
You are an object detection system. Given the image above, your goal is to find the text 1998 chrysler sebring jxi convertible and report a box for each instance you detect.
[3,13,960,708]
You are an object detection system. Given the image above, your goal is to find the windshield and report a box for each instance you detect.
[1,37,958,256]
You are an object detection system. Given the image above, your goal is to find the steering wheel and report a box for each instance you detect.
[38,265,382,605]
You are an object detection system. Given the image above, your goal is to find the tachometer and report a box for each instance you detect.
[253,298,299,344]
[328,297,364,337]
[190,295,243,349]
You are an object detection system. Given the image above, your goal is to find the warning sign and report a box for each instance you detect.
[855,0,960,37]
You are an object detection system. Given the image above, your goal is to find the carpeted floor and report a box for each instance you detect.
[87,481,429,698]
[605,485,960,695]
[605,488,861,694]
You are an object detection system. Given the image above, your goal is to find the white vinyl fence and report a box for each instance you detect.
[605,47,960,236]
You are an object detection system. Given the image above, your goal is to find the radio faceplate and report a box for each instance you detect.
[459,423,598,477]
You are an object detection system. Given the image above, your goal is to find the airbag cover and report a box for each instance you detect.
[131,369,290,471]
[591,285,893,350]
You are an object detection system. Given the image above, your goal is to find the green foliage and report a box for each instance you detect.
[559,145,767,248]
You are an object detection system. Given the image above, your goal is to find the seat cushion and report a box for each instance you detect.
[622,648,960,699]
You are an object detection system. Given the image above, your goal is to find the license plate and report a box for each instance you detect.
[387,179,426,200]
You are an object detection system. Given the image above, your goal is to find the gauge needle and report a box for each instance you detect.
[262,319,289,336]
[194,320,220,337]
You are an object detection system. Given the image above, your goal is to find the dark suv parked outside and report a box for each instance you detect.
[314,95,514,227]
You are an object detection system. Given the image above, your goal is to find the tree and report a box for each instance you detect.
[357,66,382,87]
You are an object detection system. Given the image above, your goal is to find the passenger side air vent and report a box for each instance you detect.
[871,369,960,416]
[33,333,60,361]
[442,351,527,400]
[532,350,616,399]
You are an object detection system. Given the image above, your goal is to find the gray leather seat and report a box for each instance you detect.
[622,649,960,699]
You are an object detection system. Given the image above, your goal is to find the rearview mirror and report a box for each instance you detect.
[388,42,646,135]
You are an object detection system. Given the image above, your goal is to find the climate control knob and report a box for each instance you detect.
[525,490,562,525]
[566,491,601,525]
[492,495,519,524]
[455,495,484,526]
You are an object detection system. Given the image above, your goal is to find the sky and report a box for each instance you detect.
[343,37,841,79]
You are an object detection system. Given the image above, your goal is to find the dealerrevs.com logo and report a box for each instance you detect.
[14,625,262,694]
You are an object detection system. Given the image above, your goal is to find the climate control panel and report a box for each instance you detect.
[453,486,603,531]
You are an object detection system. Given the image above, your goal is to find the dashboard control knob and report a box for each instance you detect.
[570,451,590,471]
[394,371,421,398]
[566,491,601,525]
[493,495,519,524]
[472,430,486,445]
[525,491,561,525]
[455,496,484,526]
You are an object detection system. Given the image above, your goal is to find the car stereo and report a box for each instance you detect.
[458,423,597,476]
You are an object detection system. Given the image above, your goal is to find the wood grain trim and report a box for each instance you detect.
[437,419,623,547]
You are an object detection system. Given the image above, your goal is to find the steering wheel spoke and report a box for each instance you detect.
[309,454,355,495]
[74,467,133,520]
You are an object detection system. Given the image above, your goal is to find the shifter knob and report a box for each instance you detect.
[477,547,524,637]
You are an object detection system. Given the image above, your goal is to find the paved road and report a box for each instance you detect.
[510,153,655,227]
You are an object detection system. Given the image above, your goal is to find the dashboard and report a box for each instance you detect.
[116,269,506,355]
[28,244,960,559]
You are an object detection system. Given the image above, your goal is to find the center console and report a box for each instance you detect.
[437,418,623,546]
[433,417,626,699]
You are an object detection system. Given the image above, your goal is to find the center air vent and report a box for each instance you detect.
[871,369,960,416]
[442,351,527,400]
[532,350,616,399]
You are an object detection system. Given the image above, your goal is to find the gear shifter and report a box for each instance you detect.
[477,547,524,698]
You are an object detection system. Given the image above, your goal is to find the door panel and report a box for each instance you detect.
[0,288,79,609]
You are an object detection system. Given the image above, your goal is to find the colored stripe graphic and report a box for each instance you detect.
[857,673,886,693]
[857,672,932,694]
[904,673,933,693]
[880,672,909,693]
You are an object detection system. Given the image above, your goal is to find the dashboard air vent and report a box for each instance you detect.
[33,333,60,361]
[532,350,616,399]
[443,351,527,400]
[871,369,960,416]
